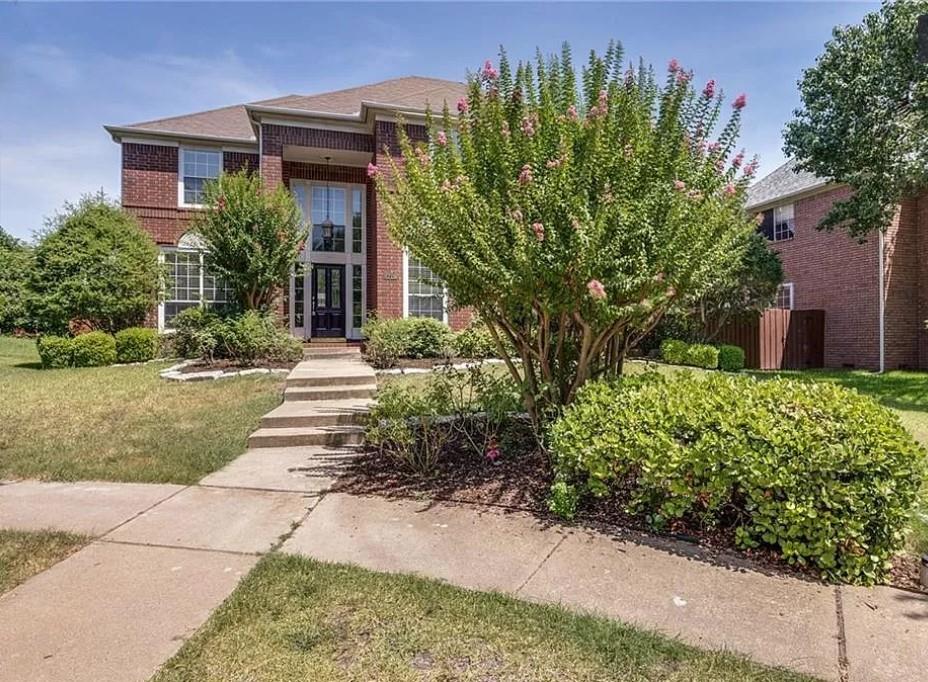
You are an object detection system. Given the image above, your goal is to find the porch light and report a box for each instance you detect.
[321,156,335,242]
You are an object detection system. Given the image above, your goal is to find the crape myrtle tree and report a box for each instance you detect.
[784,0,928,238]
[376,43,759,428]
[192,170,307,311]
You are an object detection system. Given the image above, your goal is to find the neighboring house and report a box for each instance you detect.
[105,76,471,339]
[746,160,928,371]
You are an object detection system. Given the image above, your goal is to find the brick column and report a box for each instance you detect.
[260,124,283,190]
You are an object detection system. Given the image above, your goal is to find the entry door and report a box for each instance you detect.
[311,264,345,337]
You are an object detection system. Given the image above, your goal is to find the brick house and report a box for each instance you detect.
[746,160,928,371]
[105,76,471,339]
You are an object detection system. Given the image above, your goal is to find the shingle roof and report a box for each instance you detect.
[745,159,828,210]
[112,76,468,143]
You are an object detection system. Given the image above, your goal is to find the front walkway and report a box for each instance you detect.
[1,351,925,681]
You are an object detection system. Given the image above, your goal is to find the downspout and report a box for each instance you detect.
[878,229,885,373]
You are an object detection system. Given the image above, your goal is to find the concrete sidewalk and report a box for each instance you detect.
[283,492,928,682]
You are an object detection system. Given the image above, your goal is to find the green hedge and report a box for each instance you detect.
[38,331,119,368]
[172,308,302,365]
[717,344,746,372]
[37,335,73,368]
[549,372,926,584]
[362,316,454,368]
[452,319,498,359]
[115,327,159,363]
[660,339,719,369]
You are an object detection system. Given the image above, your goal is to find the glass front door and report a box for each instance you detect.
[311,264,345,337]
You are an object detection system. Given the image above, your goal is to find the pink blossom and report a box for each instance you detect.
[587,279,607,301]
[715,158,725,172]
[702,80,716,99]
[531,222,545,241]
[546,158,561,169]
[723,183,737,198]
[743,158,759,177]
[485,437,501,462]
[366,162,379,178]
[587,105,600,120]
[510,208,523,222]
[482,59,499,81]
[732,151,745,169]
[673,179,687,192]
[566,105,579,121]
[441,179,453,193]
[436,131,448,146]
[456,97,469,114]
[520,116,535,137]
[668,58,680,73]
[732,93,747,110]
[415,147,430,166]
[518,164,533,185]
[707,141,721,154]
[598,89,608,108]
[676,70,690,85]
[571,218,582,231]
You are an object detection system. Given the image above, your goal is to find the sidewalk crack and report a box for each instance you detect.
[515,534,566,594]
[834,586,850,682]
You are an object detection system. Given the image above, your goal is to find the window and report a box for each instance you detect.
[772,204,795,242]
[351,188,363,254]
[311,186,346,252]
[161,239,229,329]
[406,255,445,321]
[352,264,363,329]
[775,283,794,310]
[180,148,221,206]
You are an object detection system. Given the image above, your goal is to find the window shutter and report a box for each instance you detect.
[759,209,774,240]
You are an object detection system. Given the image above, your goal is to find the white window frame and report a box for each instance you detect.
[402,250,448,323]
[178,147,222,208]
[775,282,794,310]
[772,203,795,242]
[158,235,229,332]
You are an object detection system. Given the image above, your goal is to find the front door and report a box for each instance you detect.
[311,264,345,337]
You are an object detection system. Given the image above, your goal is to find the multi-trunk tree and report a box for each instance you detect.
[377,42,759,427]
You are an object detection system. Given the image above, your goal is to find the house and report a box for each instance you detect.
[105,76,471,339]
[745,160,928,371]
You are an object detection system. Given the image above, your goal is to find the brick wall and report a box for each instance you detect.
[773,186,881,369]
[917,192,928,368]
[883,199,921,369]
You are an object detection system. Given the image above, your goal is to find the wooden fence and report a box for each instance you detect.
[714,309,825,370]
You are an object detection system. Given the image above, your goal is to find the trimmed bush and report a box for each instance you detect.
[549,372,926,584]
[453,319,499,359]
[70,331,117,367]
[717,344,746,372]
[659,339,688,365]
[115,327,159,363]
[684,343,719,369]
[362,316,454,368]
[171,307,300,365]
[36,335,73,369]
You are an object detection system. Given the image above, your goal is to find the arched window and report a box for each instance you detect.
[160,232,230,330]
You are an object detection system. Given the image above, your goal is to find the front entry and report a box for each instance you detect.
[311,264,345,337]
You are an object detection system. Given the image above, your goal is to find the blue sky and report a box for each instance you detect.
[0,1,876,240]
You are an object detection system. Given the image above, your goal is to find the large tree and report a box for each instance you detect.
[0,227,33,333]
[377,43,758,426]
[192,170,306,311]
[784,1,928,238]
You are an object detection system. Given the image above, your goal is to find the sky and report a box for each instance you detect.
[0,1,878,241]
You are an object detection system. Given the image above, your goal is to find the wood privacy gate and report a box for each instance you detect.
[714,309,825,370]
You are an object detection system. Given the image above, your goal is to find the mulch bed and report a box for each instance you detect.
[334,444,926,593]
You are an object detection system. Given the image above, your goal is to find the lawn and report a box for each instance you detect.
[153,554,809,682]
[0,336,284,484]
[0,529,88,594]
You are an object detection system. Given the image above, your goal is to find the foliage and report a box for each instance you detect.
[0,227,33,333]
[378,42,758,428]
[660,338,719,369]
[115,327,159,363]
[362,316,454,368]
[717,344,745,372]
[367,365,523,474]
[192,170,307,310]
[637,312,702,356]
[547,480,580,521]
[171,307,300,365]
[549,372,926,583]
[70,331,118,367]
[453,318,502,358]
[36,335,73,369]
[28,193,162,334]
[784,1,928,238]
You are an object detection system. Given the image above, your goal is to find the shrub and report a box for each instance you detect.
[362,316,454,368]
[659,339,688,365]
[547,481,580,521]
[37,335,73,369]
[549,372,926,584]
[115,327,159,363]
[453,319,499,359]
[29,192,162,334]
[684,343,719,369]
[717,344,746,372]
[171,307,220,360]
[171,307,300,365]
[70,331,117,367]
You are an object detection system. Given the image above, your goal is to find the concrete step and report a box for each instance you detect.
[284,385,376,402]
[247,425,364,448]
[286,372,375,388]
[303,349,362,360]
[260,399,373,428]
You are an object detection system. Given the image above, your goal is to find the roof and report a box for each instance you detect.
[108,76,468,144]
[745,159,829,210]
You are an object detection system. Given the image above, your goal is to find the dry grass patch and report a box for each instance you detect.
[0,529,88,593]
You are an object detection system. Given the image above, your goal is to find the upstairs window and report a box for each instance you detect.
[772,204,795,241]
[180,148,221,206]
[775,282,794,310]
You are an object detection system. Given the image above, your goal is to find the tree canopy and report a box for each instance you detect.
[784,0,928,238]
[0,227,33,333]
[377,42,759,425]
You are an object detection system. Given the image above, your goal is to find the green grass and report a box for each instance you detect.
[154,554,810,682]
[0,336,284,484]
[0,529,88,594]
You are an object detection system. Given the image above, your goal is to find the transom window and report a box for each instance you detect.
[406,255,446,321]
[772,204,795,242]
[160,235,230,329]
[311,186,346,252]
[775,282,794,310]
[180,148,221,206]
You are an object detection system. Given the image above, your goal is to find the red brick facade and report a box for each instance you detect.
[122,121,471,334]
[771,186,928,370]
